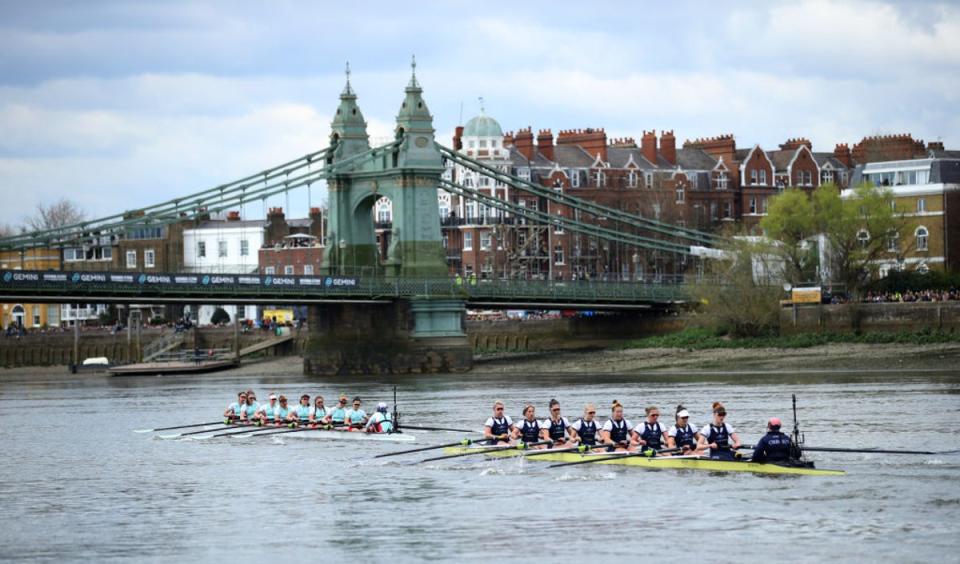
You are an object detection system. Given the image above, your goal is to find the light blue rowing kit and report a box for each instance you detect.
[277,406,292,420]
[261,403,277,419]
[314,407,328,421]
[347,409,367,425]
[227,402,244,418]
[295,405,312,422]
[245,401,259,418]
[330,407,347,424]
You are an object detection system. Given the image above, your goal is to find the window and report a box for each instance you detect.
[916,227,929,251]
[64,248,82,262]
[887,230,899,253]
[749,198,757,214]
[240,240,249,256]
[716,172,728,190]
[710,202,718,221]
[723,202,732,219]
[917,198,926,213]
[197,241,206,258]
[47,304,59,326]
[480,231,492,250]
[218,241,228,258]
[102,247,112,260]
[857,230,870,249]
[464,232,473,250]
[594,170,605,187]
[750,169,758,185]
[265,266,276,275]
[762,197,769,215]
[301,264,314,276]
[675,187,685,203]
[378,208,391,223]
[822,170,834,184]
[284,265,294,275]
[554,212,564,234]
[518,168,530,181]
[553,245,564,265]
[442,233,449,249]
[652,203,661,220]
[479,139,487,148]
[570,169,580,188]
[144,249,156,268]
[33,305,40,326]
[759,169,767,185]
[125,250,137,269]
[628,170,638,188]
[644,172,654,188]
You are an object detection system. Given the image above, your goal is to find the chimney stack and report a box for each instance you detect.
[266,207,289,245]
[641,130,657,164]
[660,130,676,165]
[514,127,535,161]
[453,126,464,151]
[226,211,241,222]
[833,143,852,167]
[309,207,323,241]
[537,129,555,161]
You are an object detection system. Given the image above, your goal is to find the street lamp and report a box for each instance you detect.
[338,239,346,276]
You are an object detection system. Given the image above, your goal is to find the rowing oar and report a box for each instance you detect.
[522,444,607,457]
[197,423,289,439]
[546,447,682,469]
[240,424,336,438]
[374,437,494,459]
[800,446,960,456]
[159,422,255,439]
[397,425,475,433]
[134,421,225,433]
[416,440,553,464]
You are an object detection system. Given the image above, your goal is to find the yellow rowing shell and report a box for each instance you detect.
[441,447,846,476]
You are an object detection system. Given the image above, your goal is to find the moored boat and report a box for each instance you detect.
[440,446,845,476]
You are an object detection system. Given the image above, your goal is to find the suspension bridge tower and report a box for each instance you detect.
[306,61,470,375]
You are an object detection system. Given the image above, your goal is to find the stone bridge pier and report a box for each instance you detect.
[303,299,472,375]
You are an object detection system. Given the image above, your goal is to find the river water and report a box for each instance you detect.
[1,367,959,563]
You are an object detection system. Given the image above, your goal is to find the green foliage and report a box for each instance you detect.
[694,236,783,337]
[762,183,903,298]
[622,327,959,350]
[98,304,118,325]
[210,307,231,325]
[867,269,960,293]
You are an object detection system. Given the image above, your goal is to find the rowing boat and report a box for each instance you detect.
[440,446,845,476]
[230,428,416,443]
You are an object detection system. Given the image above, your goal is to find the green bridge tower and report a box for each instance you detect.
[306,61,471,375]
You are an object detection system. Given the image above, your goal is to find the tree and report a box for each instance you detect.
[762,183,901,299]
[210,307,231,325]
[24,198,87,232]
[760,188,817,285]
[0,223,15,238]
[694,235,783,337]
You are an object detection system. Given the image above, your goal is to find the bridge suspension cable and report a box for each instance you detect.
[439,145,718,246]
[440,179,691,254]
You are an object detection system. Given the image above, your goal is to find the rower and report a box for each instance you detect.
[667,405,699,454]
[345,397,368,429]
[697,402,741,460]
[288,394,313,426]
[599,401,635,451]
[329,395,349,426]
[275,395,292,423]
[569,404,599,447]
[244,390,260,421]
[364,402,394,433]
[512,404,543,445]
[310,395,331,426]
[254,393,280,425]
[751,417,794,463]
[633,405,669,454]
[483,401,512,444]
[223,391,248,422]
[541,398,574,446]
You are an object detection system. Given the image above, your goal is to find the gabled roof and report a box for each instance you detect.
[813,152,846,169]
[676,147,718,170]
[767,149,795,172]
[550,145,596,168]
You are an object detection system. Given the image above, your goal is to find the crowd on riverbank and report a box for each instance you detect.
[862,289,960,303]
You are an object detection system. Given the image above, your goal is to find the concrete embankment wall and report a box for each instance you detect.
[0,328,303,368]
[779,302,960,335]
[467,313,685,353]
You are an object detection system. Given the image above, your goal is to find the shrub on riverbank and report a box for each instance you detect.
[621,327,960,350]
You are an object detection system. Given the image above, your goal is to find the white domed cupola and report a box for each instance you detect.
[462,98,505,159]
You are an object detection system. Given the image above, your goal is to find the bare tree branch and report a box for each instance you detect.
[24,198,87,232]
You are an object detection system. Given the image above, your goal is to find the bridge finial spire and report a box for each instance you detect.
[408,54,420,88]
[343,61,354,96]
[478,96,485,114]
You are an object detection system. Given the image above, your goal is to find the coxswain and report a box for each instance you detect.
[329,395,349,426]
[633,405,669,454]
[511,404,543,446]
[697,402,742,460]
[540,399,574,446]
[483,401,512,444]
[254,393,280,425]
[223,391,248,422]
[288,394,313,426]
[599,401,635,451]
[667,405,699,454]
[751,417,794,463]
[275,395,292,423]
[310,396,331,426]
[345,397,368,429]
[569,404,599,448]
[365,402,394,433]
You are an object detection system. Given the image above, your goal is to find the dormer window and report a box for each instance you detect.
[716,172,728,190]
[628,171,638,188]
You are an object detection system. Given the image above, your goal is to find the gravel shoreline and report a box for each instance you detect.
[3,343,960,381]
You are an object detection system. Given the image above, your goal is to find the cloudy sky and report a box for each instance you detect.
[1,0,958,227]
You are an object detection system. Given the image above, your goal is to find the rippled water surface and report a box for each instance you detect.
[2,368,959,563]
